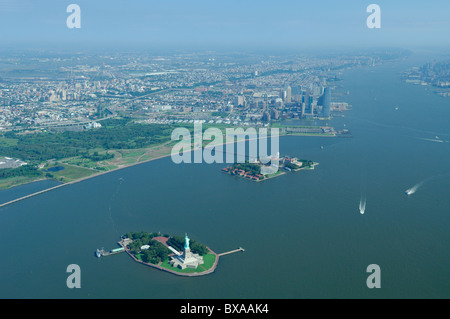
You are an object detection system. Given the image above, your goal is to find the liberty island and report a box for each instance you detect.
[97,231,244,276]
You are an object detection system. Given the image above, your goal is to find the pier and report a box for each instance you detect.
[218,247,245,256]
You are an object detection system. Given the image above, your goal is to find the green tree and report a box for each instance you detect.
[191,242,208,256]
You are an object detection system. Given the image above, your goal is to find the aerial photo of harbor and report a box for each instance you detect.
[0,0,449,309]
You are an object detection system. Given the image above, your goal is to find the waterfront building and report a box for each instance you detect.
[321,87,331,118]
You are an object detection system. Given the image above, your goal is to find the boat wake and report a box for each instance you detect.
[405,181,425,196]
[359,197,366,214]
[405,173,450,196]
[345,115,450,139]
[417,137,447,143]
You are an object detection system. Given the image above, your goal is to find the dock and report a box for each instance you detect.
[96,247,125,257]
[217,247,245,257]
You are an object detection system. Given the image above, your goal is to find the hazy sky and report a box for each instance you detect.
[1,0,449,51]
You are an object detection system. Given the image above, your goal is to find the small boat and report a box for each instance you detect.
[95,249,102,258]
[405,189,413,196]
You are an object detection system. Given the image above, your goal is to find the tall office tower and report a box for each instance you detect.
[321,87,331,118]
[303,91,311,112]
[235,95,246,107]
[286,86,292,103]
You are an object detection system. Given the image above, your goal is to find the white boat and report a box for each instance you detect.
[95,249,102,258]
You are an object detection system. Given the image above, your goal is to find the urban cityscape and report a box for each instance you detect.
[0,50,391,132]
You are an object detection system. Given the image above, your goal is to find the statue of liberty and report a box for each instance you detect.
[184,233,190,250]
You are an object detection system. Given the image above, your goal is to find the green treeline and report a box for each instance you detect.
[124,231,209,263]
[125,231,170,264]
[0,119,176,162]
[0,165,42,179]
[228,162,263,178]
[124,231,209,264]
[80,151,114,162]
[298,159,314,168]
[284,162,299,170]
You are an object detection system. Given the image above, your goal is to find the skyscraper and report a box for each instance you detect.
[286,86,292,104]
[235,94,246,107]
[321,87,331,118]
[303,91,311,113]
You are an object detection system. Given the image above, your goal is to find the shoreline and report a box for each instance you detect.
[0,151,174,208]
[0,136,252,207]
[0,132,326,208]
